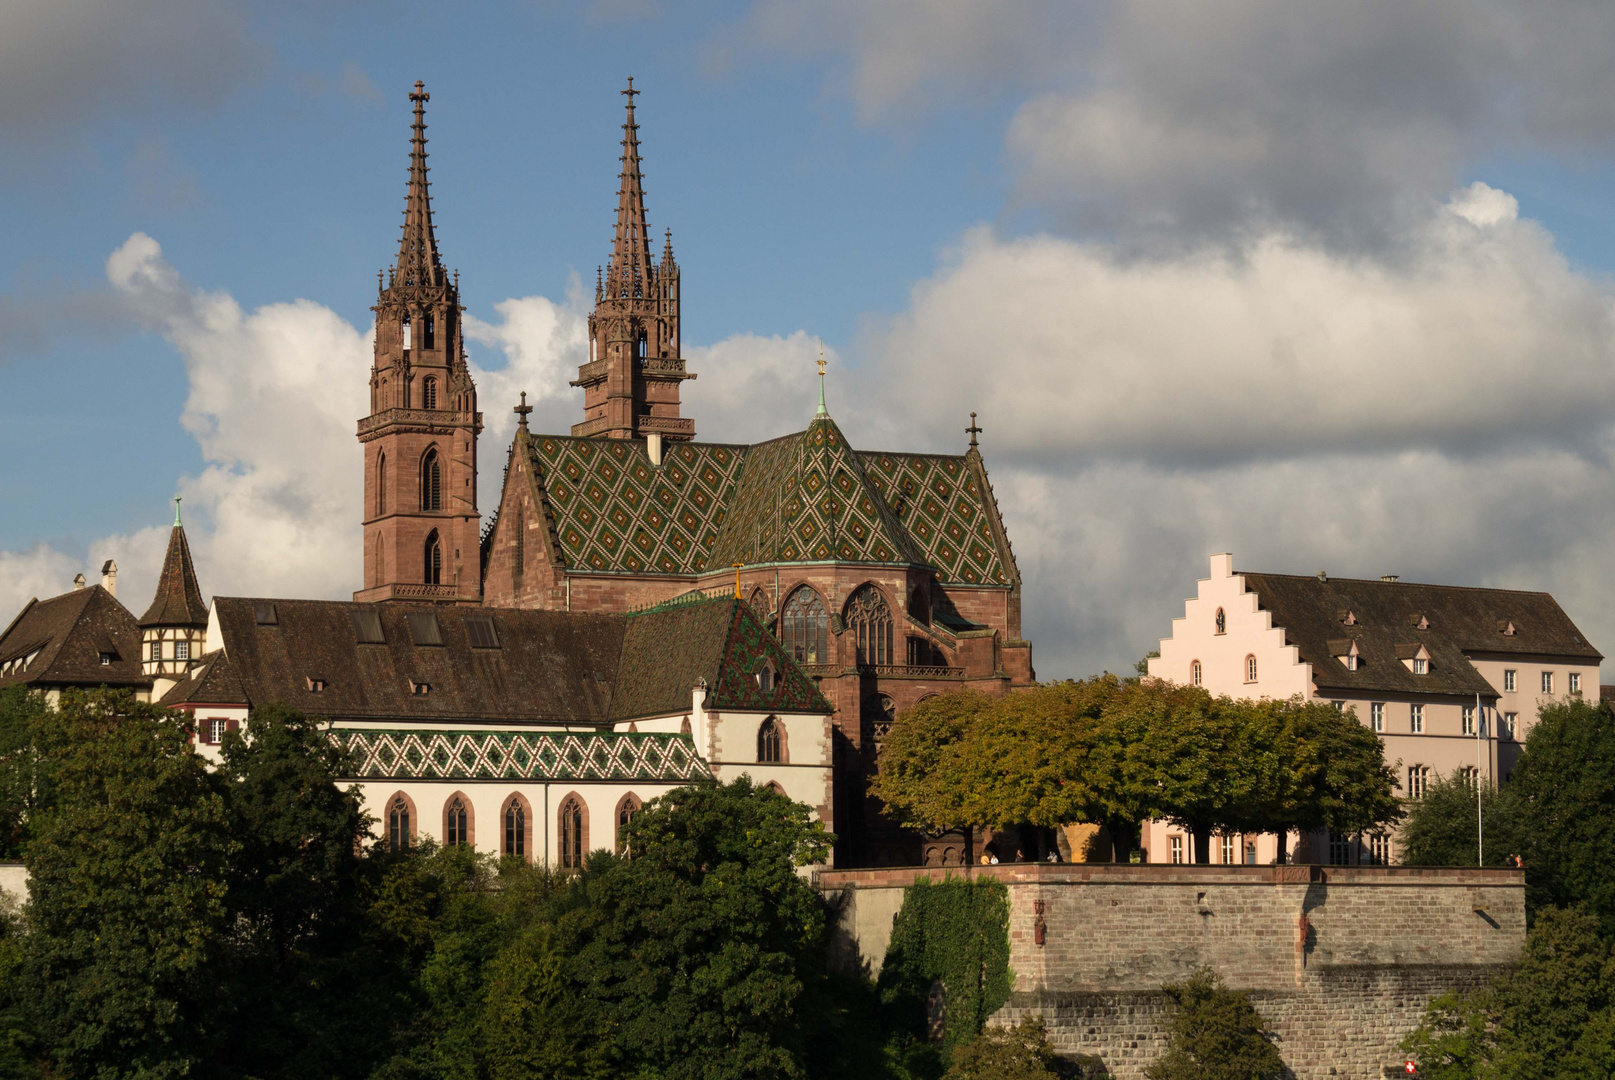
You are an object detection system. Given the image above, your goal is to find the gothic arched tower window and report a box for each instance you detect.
[847,585,893,666]
[424,530,442,585]
[376,453,387,516]
[422,377,437,410]
[782,586,826,665]
[420,448,442,510]
[423,315,435,350]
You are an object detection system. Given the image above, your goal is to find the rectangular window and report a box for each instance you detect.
[149,640,162,662]
[175,640,190,662]
[1244,842,1257,865]
[1328,831,1351,866]
[1504,669,1517,692]
[1542,671,1555,694]
[1371,702,1384,733]
[1370,833,1391,865]
[1458,765,1479,790]
[1406,765,1428,799]
[1570,672,1582,695]
[206,718,227,745]
[1220,835,1234,865]
[1462,706,1475,736]
[1332,700,1345,712]
[1410,704,1424,733]
[1170,836,1184,865]
[1413,657,1428,675]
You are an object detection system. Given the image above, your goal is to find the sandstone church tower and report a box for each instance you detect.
[571,78,694,442]
[355,82,482,605]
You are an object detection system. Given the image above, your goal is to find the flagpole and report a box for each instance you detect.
[1476,692,1485,868]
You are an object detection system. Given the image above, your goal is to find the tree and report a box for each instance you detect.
[1399,774,1519,868]
[943,1017,1065,1080]
[1508,698,1615,930]
[871,690,997,835]
[565,778,833,1080]
[1402,905,1615,1080]
[209,703,381,1079]
[23,689,237,1079]
[1145,968,1285,1080]
[0,687,51,859]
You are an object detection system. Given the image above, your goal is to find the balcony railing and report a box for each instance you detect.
[569,359,608,387]
[358,408,481,437]
[639,415,695,435]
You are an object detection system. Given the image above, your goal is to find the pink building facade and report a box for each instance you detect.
[1146,553,1601,865]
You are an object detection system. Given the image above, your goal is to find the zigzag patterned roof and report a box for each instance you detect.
[522,415,1017,586]
[336,729,710,782]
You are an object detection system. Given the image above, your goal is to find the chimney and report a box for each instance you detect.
[647,431,664,466]
[101,559,117,597]
[73,573,86,590]
[1381,574,1399,583]
[1317,571,1327,582]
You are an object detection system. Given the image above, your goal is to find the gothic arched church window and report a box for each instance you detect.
[424,530,442,585]
[388,796,411,853]
[422,377,437,410]
[503,797,525,858]
[445,795,467,846]
[421,448,442,510]
[782,586,827,665]
[616,794,641,855]
[847,585,893,667]
[757,717,784,763]
[559,797,585,869]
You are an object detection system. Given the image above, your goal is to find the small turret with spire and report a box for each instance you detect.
[140,497,209,694]
[572,77,694,442]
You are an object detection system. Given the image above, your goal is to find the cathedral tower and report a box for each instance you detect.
[356,82,482,605]
[571,78,694,442]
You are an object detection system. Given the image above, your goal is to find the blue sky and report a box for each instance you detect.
[8,1,1615,679]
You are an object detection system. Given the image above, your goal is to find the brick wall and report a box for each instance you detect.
[820,864,1523,1079]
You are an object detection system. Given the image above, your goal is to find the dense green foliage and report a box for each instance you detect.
[1399,773,1521,868]
[872,678,1400,862]
[0,687,52,860]
[942,1017,1066,1080]
[1143,969,1284,1080]
[879,878,1013,1063]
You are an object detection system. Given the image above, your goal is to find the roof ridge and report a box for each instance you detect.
[1240,571,1554,597]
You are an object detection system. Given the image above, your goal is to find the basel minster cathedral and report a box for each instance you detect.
[0,82,1033,869]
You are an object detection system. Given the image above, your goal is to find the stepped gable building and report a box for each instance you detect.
[1148,552,1600,866]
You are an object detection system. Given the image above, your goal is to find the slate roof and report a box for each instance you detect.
[1241,572,1602,698]
[0,585,150,692]
[139,524,208,627]
[167,595,830,724]
[519,413,1018,586]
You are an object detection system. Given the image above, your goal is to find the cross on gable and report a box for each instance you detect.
[967,412,983,448]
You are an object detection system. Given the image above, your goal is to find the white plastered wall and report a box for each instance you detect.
[1149,553,1312,700]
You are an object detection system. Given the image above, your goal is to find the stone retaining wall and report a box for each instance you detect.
[819,864,1523,1079]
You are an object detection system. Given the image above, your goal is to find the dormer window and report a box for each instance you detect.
[1414,658,1427,675]
[1395,643,1430,675]
[1498,621,1518,636]
[1329,639,1361,671]
[1340,610,1358,626]
[409,679,431,696]
[99,652,113,666]
[305,676,327,693]
[1409,614,1430,631]
[755,663,777,693]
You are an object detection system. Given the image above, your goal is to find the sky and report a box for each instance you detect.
[6,0,1615,681]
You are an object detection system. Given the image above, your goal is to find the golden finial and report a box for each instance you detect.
[816,339,827,416]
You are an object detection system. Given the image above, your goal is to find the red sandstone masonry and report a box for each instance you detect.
[820,864,1523,1080]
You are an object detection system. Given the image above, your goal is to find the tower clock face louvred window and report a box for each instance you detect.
[421,450,442,510]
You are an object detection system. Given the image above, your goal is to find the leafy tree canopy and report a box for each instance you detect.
[1399,774,1521,869]
[943,1017,1066,1080]
[1145,968,1285,1080]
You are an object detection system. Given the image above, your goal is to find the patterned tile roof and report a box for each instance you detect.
[520,414,1017,586]
[527,434,748,575]
[615,594,832,717]
[860,450,1012,586]
[336,728,710,782]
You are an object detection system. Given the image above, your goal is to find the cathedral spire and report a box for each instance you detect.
[396,81,443,288]
[610,76,654,297]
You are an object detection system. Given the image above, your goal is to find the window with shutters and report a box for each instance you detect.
[422,377,437,410]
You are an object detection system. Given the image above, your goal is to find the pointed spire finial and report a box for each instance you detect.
[815,339,828,416]
[514,391,533,430]
[173,496,183,527]
[609,77,653,291]
[967,412,982,450]
[394,80,443,288]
